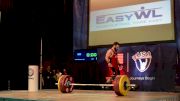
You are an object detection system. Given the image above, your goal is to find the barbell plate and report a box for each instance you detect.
[59,75,67,93]
[63,75,74,93]
[69,76,74,92]
[113,75,121,96]
[119,75,130,96]
[57,75,63,93]
[57,75,74,93]
[113,75,130,96]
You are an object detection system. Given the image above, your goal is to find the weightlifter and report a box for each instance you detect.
[105,42,125,83]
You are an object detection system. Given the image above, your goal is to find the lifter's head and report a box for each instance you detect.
[112,42,120,50]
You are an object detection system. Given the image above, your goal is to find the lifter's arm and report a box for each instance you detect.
[105,49,111,63]
[105,49,113,67]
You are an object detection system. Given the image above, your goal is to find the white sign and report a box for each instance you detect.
[28,65,39,92]
[90,0,171,31]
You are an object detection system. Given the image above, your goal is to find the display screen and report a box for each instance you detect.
[74,49,98,62]
[89,0,175,46]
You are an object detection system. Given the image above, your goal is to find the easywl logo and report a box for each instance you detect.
[90,0,171,31]
[96,6,162,24]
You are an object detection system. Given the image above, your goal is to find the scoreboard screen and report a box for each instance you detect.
[74,49,98,62]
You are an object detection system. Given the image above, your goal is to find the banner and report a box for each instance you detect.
[128,44,177,91]
[128,45,158,90]
[97,44,177,91]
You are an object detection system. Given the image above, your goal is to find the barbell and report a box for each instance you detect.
[56,75,137,96]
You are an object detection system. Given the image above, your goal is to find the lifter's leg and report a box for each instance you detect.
[106,67,116,84]
[119,65,126,75]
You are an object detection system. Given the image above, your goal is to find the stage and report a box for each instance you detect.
[0,90,179,101]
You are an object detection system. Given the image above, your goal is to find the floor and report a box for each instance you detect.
[0,89,179,101]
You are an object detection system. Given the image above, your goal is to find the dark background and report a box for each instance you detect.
[0,0,73,90]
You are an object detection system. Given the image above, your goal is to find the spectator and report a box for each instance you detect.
[56,69,62,81]
[43,65,54,89]
[63,68,67,75]
[51,69,57,88]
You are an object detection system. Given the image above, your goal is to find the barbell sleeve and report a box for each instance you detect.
[126,84,137,87]
[71,83,113,87]
[55,83,136,87]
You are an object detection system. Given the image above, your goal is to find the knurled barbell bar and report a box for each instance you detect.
[56,75,137,96]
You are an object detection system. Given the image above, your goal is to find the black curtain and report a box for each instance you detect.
[175,0,180,60]
[73,0,88,50]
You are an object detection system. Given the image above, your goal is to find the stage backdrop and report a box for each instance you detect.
[73,0,180,91]
[175,0,180,58]
[73,0,88,50]
[96,44,177,91]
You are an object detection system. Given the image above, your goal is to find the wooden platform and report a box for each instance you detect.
[0,89,179,101]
